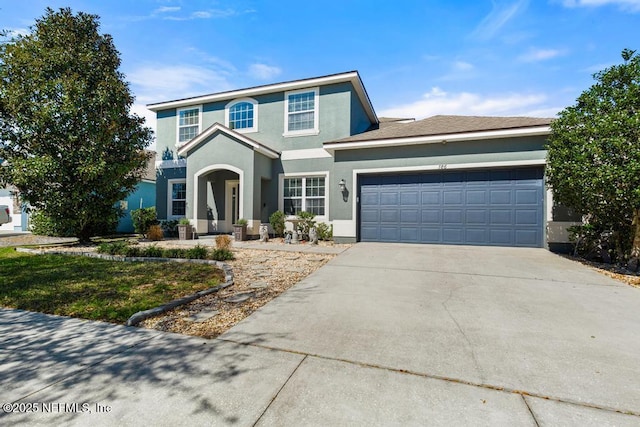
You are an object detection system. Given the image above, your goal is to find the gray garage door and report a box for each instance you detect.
[359,167,544,247]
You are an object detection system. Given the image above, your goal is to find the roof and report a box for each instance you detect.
[330,115,554,144]
[176,123,280,159]
[147,70,378,124]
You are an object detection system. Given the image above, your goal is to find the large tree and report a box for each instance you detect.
[546,49,640,263]
[0,8,152,241]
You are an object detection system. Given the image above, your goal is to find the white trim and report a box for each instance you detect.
[177,123,279,159]
[225,97,258,133]
[176,105,202,146]
[278,171,329,222]
[156,159,187,169]
[167,178,186,220]
[324,126,551,153]
[193,164,244,226]
[283,87,320,137]
[148,71,377,124]
[332,219,356,238]
[281,148,332,161]
[350,159,548,237]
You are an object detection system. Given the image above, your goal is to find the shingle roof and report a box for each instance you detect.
[329,115,554,143]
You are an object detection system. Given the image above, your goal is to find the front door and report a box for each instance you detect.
[225,180,240,230]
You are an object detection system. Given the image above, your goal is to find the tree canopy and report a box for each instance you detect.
[546,49,640,261]
[0,8,152,241]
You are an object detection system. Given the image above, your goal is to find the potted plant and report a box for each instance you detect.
[233,218,248,241]
[177,218,194,240]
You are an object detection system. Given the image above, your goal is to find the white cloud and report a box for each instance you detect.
[126,65,235,141]
[518,48,564,62]
[561,0,640,12]
[471,0,529,40]
[379,87,558,119]
[453,61,474,71]
[5,27,30,38]
[248,63,282,80]
[154,6,181,13]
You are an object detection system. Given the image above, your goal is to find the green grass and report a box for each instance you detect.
[0,247,224,324]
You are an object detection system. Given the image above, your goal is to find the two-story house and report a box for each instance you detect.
[148,71,578,249]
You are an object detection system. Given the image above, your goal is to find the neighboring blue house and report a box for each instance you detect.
[116,151,157,233]
[148,71,578,249]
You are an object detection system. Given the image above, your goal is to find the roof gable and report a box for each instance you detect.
[176,123,280,159]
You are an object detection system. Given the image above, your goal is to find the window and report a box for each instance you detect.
[226,98,257,132]
[283,176,325,216]
[177,106,201,144]
[284,88,318,136]
[168,179,186,218]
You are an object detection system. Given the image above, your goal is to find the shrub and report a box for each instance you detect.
[162,248,186,259]
[147,224,164,241]
[211,248,234,261]
[235,218,248,226]
[123,245,141,257]
[296,211,316,240]
[160,220,179,237]
[186,245,208,259]
[142,245,163,258]
[316,222,333,241]
[97,241,129,255]
[130,207,158,238]
[269,211,285,237]
[216,234,232,250]
[178,218,191,225]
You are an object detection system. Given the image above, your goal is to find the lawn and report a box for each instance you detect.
[0,247,225,323]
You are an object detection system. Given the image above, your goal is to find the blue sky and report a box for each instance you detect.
[2,0,638,145]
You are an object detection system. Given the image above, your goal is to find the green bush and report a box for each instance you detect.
[97,241,129,255]
[130,207,158,238]
[124,245,141,257]
[296,211,316,240]
[32,208,120,238]
[269,210,286,237]
[142,245,163,258]
[316,222,333,241]
[162,248,185,259]
[160,220,179,237]
[211,248,234,261]
[186,245,208,259]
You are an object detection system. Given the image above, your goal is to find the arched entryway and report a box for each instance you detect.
[193,164,243,233]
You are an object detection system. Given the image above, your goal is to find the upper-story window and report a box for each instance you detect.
[284,88,319,136]
[177,106,201,145]
[225,98,257,133]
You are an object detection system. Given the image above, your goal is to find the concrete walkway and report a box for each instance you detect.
[2,243,640,425]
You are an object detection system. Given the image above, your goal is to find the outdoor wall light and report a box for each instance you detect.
[339,179,349,202]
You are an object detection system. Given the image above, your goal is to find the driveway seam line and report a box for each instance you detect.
[328,263,622,287]
[521,395,540,427]
[252,354,307,426]
[218,337,640,418]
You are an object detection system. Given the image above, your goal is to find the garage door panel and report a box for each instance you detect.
[490,190,511,204]
[466,190,487,204]
[421,228,441,242]
[400,191,419,205]
[360,209,379,223]
[380,209,399,222]
[443,210,463,224]
[380,192,399,205]
[466,209,488,224]
[444,190,463,204]
[400,209,419,223]
[421,210,440,224]
[443,228,464,243]
[422,191,440,204]
[359,167,543,247]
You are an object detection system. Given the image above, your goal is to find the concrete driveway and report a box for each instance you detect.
[2,243,640,425]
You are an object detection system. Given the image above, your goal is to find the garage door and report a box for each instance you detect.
[358,167,544,247]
